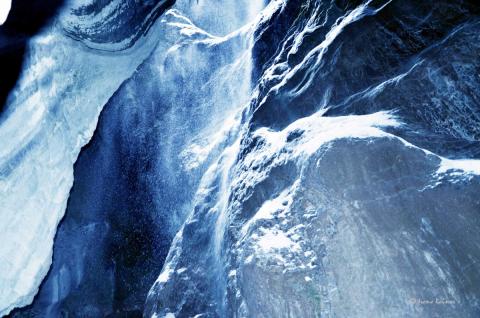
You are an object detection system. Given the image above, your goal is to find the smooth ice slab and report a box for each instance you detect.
[0,1,172,315]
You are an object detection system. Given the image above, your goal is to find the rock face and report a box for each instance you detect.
[1,0,480,317]
[145,0,480,317]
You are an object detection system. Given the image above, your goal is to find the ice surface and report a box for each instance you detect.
[0,1,170,315]
[61,0,175,51]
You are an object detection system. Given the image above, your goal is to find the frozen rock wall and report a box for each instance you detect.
[145,0,480,317]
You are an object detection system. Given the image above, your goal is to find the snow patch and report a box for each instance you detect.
[158,268,174,284]
[438,158,480,176]
[241,185,295,236]
[253,111,401,160]
[257,231,299,252]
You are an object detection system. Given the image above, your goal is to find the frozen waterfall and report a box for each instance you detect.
[2,0,480,317]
